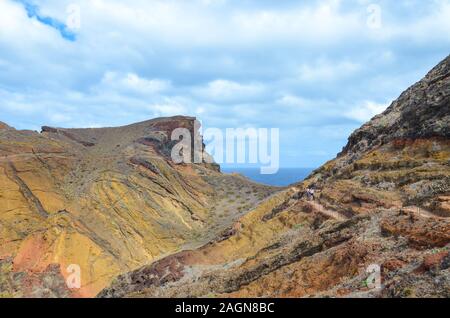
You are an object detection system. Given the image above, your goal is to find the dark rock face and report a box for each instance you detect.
[136,137,177,157]
[41,126,59,133]
[340,55,450,163]
[97,251,190,298]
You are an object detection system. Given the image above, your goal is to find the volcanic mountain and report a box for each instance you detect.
[99,55,450,298]
[1,55,449,298]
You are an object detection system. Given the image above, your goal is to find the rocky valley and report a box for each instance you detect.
[1,55,450,298]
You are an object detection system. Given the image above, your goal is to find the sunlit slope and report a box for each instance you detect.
[0,116,275,297]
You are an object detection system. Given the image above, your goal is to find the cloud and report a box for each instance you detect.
[276,95,309,108]
[0,0,449,167]
[345,101,389,122]
[193,80,265,102]
[229,1,361,46]
[149,101,187,117]
[98,72,171,95]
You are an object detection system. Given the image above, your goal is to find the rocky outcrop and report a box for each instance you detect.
[339,55,449,164]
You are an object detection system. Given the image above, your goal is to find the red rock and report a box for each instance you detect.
[421,251,449,271]
[383,259,406,272]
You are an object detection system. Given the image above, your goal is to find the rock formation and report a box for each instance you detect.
[99,55,450,298]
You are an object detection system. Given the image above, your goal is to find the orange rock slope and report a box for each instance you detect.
[99,55,450,298]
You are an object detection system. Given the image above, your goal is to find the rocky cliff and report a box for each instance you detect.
[0,116,274,297]
[99,55,450,298]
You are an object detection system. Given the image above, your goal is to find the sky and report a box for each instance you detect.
[0,0,449,168]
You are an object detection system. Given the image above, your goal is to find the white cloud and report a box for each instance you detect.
[147,99,187,117]
[72,0,360,49]
[0,0,449,167]
[193,80,265,102]
[230,2,361,45]
[367,0,450,44]
[0,1,48,43]
[345,100,388,122]
[99,72,171,95]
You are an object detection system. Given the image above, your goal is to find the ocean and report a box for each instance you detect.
[221,167,314,187]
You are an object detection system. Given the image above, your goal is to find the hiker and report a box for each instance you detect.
[309,187,315,201]
[305,187,315,201]
[306,188,312,201]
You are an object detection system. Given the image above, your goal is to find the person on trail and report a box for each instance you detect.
[306,188,312,201]
[305,187,315,201]
[310,188,315,201]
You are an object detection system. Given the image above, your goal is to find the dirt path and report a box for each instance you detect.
[403,206,447,219]
[311,203,447,221]
[308,201,348,221]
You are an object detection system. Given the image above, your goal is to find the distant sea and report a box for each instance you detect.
[221,167,315,187]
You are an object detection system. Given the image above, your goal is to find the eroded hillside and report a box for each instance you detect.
[99,56,450,298]
[0,116,275,297]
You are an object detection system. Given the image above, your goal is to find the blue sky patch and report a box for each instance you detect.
[15,0,76,41]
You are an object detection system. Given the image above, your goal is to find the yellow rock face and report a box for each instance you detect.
[0,117,274,297]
